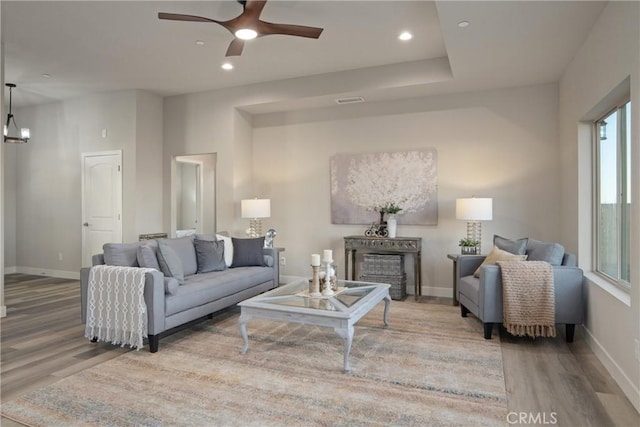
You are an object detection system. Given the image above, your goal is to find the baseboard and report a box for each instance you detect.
[583,325,640,413]
[419,286,453,299]
[14,266,80,280]
[4,266,17,274]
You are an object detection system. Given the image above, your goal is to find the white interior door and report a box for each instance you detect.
[82,151,122,267]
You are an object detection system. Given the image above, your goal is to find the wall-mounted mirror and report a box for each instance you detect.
[171,154,216,237]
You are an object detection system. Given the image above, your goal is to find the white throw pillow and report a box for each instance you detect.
[216,234,234,267]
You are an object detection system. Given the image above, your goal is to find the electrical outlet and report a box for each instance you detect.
[634,339,640,362]
[279,256,286,266]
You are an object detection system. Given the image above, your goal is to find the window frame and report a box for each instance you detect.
[593,99,631,292]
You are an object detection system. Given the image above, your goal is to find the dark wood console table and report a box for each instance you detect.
[344,236,422,300]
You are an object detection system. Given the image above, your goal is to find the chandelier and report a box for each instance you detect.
[4,83,30,144]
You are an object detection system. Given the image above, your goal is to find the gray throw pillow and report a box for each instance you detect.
[231,237,265,267]
[103,242,140,267]
[494,235,528,255]
[157,241,185,284]
[164,277,179,295]
[526,239,565,266]
[156,236,198,276]
[137,244,161,271]
[194,239,227,273]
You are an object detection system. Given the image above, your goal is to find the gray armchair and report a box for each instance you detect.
[456,253,584,342]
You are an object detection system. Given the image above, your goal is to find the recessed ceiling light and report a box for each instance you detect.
[235,28,257,40]
[195,40,205,46]
[41,73,51,78]
[221,62,234,71]
[457,21,470,28]
[398,31,413,41]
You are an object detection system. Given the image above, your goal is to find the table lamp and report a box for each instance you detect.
[241,198,271,238]
[456,197,493,253]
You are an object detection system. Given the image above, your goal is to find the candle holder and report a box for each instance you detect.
[321,260,335,296]
[310,265,321,297]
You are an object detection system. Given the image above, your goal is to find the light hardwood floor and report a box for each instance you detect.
[1,274,638,426]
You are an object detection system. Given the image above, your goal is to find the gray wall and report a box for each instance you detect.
[6,90,163,275]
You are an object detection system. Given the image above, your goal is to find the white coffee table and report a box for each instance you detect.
[238,278,391,373]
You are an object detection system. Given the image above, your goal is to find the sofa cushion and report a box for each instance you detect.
[216,234,234,267]
[157,236,197,276]
[157,242,185,284]
[474,246,527,278]
[103,242,140,267]
[164,277,180,295]
[494,235,528,255]
[165,266,274,316]
[526,239,565,266]
[458,275,480,305]
[137,244,160,271]
[232,237,265,267]
[194,239,227,273]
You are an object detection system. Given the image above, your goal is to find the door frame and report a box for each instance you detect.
[81,150,123,266]
[172,156,204,237]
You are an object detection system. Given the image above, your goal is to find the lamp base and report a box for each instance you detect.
[466,220,482,253]
[248,219,263,238]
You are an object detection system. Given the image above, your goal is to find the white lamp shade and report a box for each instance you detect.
[241,199,271,219]
[456,198,493,221]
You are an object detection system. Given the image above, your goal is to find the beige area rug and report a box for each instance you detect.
[1,301,507,426]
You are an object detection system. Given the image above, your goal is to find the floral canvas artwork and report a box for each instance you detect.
[330,149,438,225]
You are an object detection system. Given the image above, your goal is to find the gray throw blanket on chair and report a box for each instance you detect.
[497,260,556,338]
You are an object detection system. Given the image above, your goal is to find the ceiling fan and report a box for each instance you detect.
[158,0,324,57]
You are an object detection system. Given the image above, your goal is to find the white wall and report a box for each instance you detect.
[3,144,16,270]
[252,84,561,295]
[559,1,640,411]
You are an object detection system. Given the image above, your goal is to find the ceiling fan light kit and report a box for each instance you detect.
[159,0,324,57]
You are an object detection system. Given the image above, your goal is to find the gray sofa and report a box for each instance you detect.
[456,237,584,342]
[81,235,279,352]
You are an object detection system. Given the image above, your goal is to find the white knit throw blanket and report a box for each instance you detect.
[85,265,155,350]
[497,260,556,338]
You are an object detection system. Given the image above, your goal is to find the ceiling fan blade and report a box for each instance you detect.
[243,0,268,20]
[258,22,324,39]
[226,39,245,56]
[158,12,218,24]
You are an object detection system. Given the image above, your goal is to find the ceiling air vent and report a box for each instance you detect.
[335,96,365,105]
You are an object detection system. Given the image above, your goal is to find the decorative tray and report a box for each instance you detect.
[296,287,348,299]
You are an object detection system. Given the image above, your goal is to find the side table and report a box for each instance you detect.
[344,236,422,300]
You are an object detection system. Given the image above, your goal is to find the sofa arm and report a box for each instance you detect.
[263,247,280,286]
[553,266,584,324]
[80,267,166,335]
[478,265,504,323]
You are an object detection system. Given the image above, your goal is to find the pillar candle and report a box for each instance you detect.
[311,254,321,266]
[323,249,333,262]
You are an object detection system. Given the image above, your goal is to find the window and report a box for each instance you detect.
[595,100,631,288]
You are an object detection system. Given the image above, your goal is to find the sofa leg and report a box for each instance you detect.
[460,304,469,318]
[483,323,493,339]
[565,324,575,343]
[148,335,159,353]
